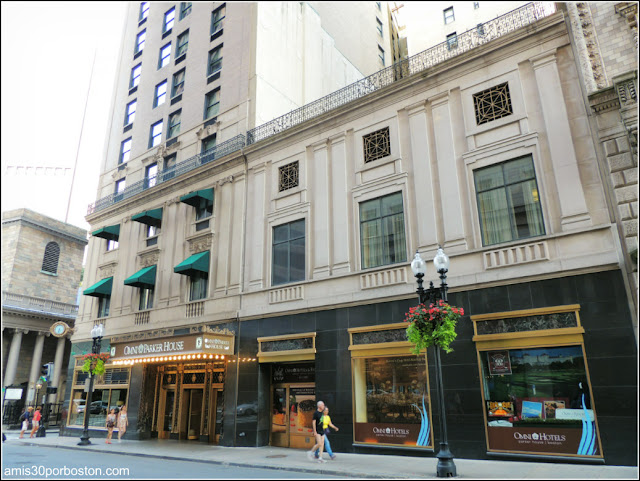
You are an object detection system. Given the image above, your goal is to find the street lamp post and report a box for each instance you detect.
[78,323,104,446]
[410,247,456,478]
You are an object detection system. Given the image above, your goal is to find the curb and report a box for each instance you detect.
[13,440,432,479]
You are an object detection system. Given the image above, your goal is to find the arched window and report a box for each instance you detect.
[41,242,60,274]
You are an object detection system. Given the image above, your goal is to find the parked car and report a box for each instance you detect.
[237,402,258,416]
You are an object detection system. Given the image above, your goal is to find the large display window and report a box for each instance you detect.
[473,305,603,460]
[349,323,434,450]
[67,360,130,428]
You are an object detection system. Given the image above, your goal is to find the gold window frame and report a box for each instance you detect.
[348,322,434,450]
[68,357,131,429]
[472,304,604,459]
[257,332,316,363]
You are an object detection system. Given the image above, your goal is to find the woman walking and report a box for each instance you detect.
[29,406,42,438]
[105,408,117,444]
[117,405,128,442]
[19,407,33,439]
[315,406,339,460]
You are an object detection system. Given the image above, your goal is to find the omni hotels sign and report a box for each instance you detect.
[110,332,234,359]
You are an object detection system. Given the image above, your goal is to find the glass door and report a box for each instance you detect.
[288,385,315,449]
[271,386,288,447]
[188,389,203,440]
[159,389,175,439]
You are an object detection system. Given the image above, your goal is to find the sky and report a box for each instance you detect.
[1,1,128,231]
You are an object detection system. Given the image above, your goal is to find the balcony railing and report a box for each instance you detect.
[2,291,79,317]
[87,134,246,215]
[87,2,555,216]
[246,1,555,145]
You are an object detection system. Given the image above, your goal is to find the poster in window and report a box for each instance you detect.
[353,356,433,448]
[487,351,512,375]
[482,345,601,457]
[289,387,315,436]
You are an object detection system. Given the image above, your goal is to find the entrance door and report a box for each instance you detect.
[158,389,175,439]
[271,384,315,449]
[271,387,288,447]
[187,389,203,440]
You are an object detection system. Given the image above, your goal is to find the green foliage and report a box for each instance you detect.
[404,300,464,354]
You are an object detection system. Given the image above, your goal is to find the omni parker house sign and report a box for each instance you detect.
[110,332,235,360]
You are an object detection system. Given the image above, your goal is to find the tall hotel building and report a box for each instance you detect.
[66,1,637,467]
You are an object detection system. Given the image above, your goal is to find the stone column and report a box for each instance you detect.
[3,328,28,387]
[530,50,591,230]
[49,336,67,403]
[27,331,48,405]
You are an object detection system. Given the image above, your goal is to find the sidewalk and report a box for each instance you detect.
[4,430,638,479]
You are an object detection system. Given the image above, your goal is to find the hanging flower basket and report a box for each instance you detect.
[405,300,464,355]
[81,353,110,376]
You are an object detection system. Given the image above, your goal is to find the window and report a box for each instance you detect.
[179,2,192,20]
[272,219,305,286]
[139,2,149,21]
[158,43,171,69]
[376,1,381,10]
[176,30,189,58]
[202,134,217,153]
[195,197,213,222]
[378,45,385,66]
[145,162,158,188]
[359,192,406,269]
[149,120,163,148]
[474,156,544,246]
[207,45,223,76]
[162,154,177,181]
[446,32,458,50]
[130,64,142,89]
[473,306,602,459]
[168,110,181,138]
[135,29,146,54]
[139,287,154,310]
[352,355,433,448]
[163,7,175,34]
[444,6,455,24]
[189,273,208,301]
[473,82,513,125]
[204,88,220,119]
[474,2,480,9]
[41,242,60,274]
[279,161,299,192]
[68,384,128,427]
[363,127,391,163]
[119,138,132,164]
[154,81,167,108]
[124,99,137,126]
[97,296,111,318]
[211,4,226,35]
[145,224,160,247]
[171,69,185,97]
[376,17,383,36]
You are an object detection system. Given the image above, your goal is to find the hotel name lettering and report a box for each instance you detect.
[112,333,234,358]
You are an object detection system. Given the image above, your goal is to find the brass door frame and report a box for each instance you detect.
[157,387,176,439]
[271,383,315,449]
[270,385,289,447]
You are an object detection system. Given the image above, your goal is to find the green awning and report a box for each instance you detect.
[174,251,210,276]
[180,189,214,208]
[92,224,120,241]
[83,277,113,297]
[124,265,157,289]
[132,208,163,228]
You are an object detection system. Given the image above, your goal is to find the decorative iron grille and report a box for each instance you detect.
[87,134,246,215]
[183,371,206,384]
[473,82,513,125]
[363,127,391,163]
[476,311,578,335]
[210,370,225,383]
[163,372,177,385]
[261,337,313,352]
[279,161,299,191]
[351,328,407,345]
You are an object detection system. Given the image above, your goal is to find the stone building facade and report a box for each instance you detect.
[2,209,87,412]
[565,2,638,333]
[66,3,638,466]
